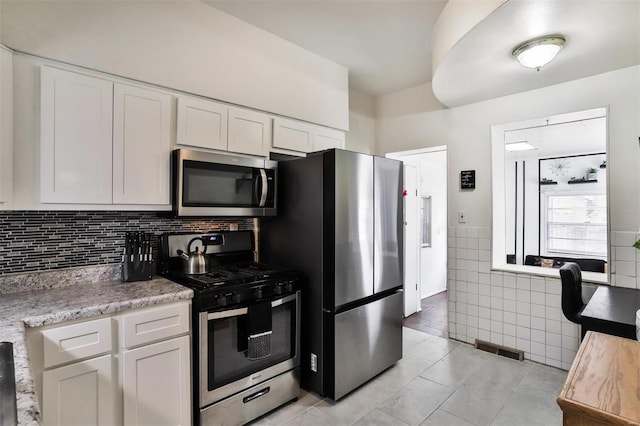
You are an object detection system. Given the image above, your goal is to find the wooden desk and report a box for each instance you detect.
[557,331,640,425]
[581,286,640,339]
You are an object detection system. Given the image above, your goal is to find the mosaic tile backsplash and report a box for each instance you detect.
[0,211,254,275]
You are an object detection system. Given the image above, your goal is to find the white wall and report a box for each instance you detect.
[377,66,640,233]
[376,66,640,368]
[0,1,348,130]
[346,90,375,154]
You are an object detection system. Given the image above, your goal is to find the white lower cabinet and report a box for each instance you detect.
[34,301,191,426]
[42,355,115,426]
[122,336,191,426]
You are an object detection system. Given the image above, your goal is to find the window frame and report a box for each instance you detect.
[540,189,607,259]
[421,196,432,248]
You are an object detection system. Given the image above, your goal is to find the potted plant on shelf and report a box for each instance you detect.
[587,167,598,181]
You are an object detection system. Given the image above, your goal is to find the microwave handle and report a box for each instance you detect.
[257,169,268,207]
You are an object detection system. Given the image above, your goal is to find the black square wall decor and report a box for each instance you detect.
[460,170,476,190]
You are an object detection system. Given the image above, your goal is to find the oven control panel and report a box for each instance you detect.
[201,278,299,310]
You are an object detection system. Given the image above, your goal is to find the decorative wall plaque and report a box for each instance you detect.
[460,170,475,189]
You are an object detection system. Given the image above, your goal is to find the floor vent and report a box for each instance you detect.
[474,339,524,361]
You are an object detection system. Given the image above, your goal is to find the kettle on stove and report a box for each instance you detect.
[177,237,208,275]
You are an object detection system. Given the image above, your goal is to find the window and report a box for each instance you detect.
[421,196,431,247]
[542,193,607,257]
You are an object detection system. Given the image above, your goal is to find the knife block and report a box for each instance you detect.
[122,259,152,282]
[122,231,153,282]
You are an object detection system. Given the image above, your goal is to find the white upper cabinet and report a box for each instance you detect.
[113,83,172,205]
[273,117,313,153]
[176,96,228,150]
[313,127,345,151]
[40,66,114,204]
[228,107,272,157]
[176,96,272,157]
[40,66,173,207]
[0,47,13,208]
[272,116,345,154]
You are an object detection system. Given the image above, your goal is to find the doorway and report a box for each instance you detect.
[387,146,448,336]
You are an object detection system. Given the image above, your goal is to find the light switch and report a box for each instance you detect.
[458,211,466,223]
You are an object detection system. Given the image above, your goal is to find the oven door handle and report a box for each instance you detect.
[206,293,298,320]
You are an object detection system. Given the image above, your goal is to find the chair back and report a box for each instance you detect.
[559,262,585,324]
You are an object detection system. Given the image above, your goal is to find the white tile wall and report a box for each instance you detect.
[446,225,613,370]
[610,231,640,289]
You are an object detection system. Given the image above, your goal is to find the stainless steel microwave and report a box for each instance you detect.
[172,149,277,217]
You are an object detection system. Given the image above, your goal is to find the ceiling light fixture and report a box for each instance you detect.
[512,35,566,71]
[505,141,537,152]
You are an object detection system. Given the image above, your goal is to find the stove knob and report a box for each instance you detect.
[274,284,283,295]
[285,281,294,292]
[231,292,242,304]
[217,295,227,306]
[254,287,263,299]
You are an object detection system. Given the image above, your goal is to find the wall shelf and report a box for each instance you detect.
[568,179,598,184]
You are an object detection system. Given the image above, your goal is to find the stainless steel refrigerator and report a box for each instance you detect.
[260,149,403,400]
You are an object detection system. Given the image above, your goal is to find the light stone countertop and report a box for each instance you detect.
[0,266,193,425]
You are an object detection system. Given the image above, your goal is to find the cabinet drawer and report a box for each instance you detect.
[42,317,113,369]
[121,302,190,348]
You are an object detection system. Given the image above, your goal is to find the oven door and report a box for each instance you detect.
[199,291,300,408]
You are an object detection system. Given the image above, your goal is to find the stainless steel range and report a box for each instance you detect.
[158,231,300,426]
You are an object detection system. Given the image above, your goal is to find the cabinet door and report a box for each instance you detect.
[227,107,272,157]
[313,127,345,151]
[40,66,113,204]
[273,117,313,153]
[122,335,191,426]
[113,83,172,205]
[0,47,12,207]
[176,96,228,150]
[42,355,114,426]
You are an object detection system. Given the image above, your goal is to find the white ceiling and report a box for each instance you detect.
[505,116,607,161]
[205,0,640,105]
[204,0,447,97]
[433,0,640,107]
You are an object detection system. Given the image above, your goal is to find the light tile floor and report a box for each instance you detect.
[252,327,567,426]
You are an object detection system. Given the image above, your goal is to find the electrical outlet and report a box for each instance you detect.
[458,211,466,223]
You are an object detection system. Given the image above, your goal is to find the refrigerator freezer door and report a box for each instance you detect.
[333,150,374,307]
[333,290,403,400]
[374,157,404,294]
